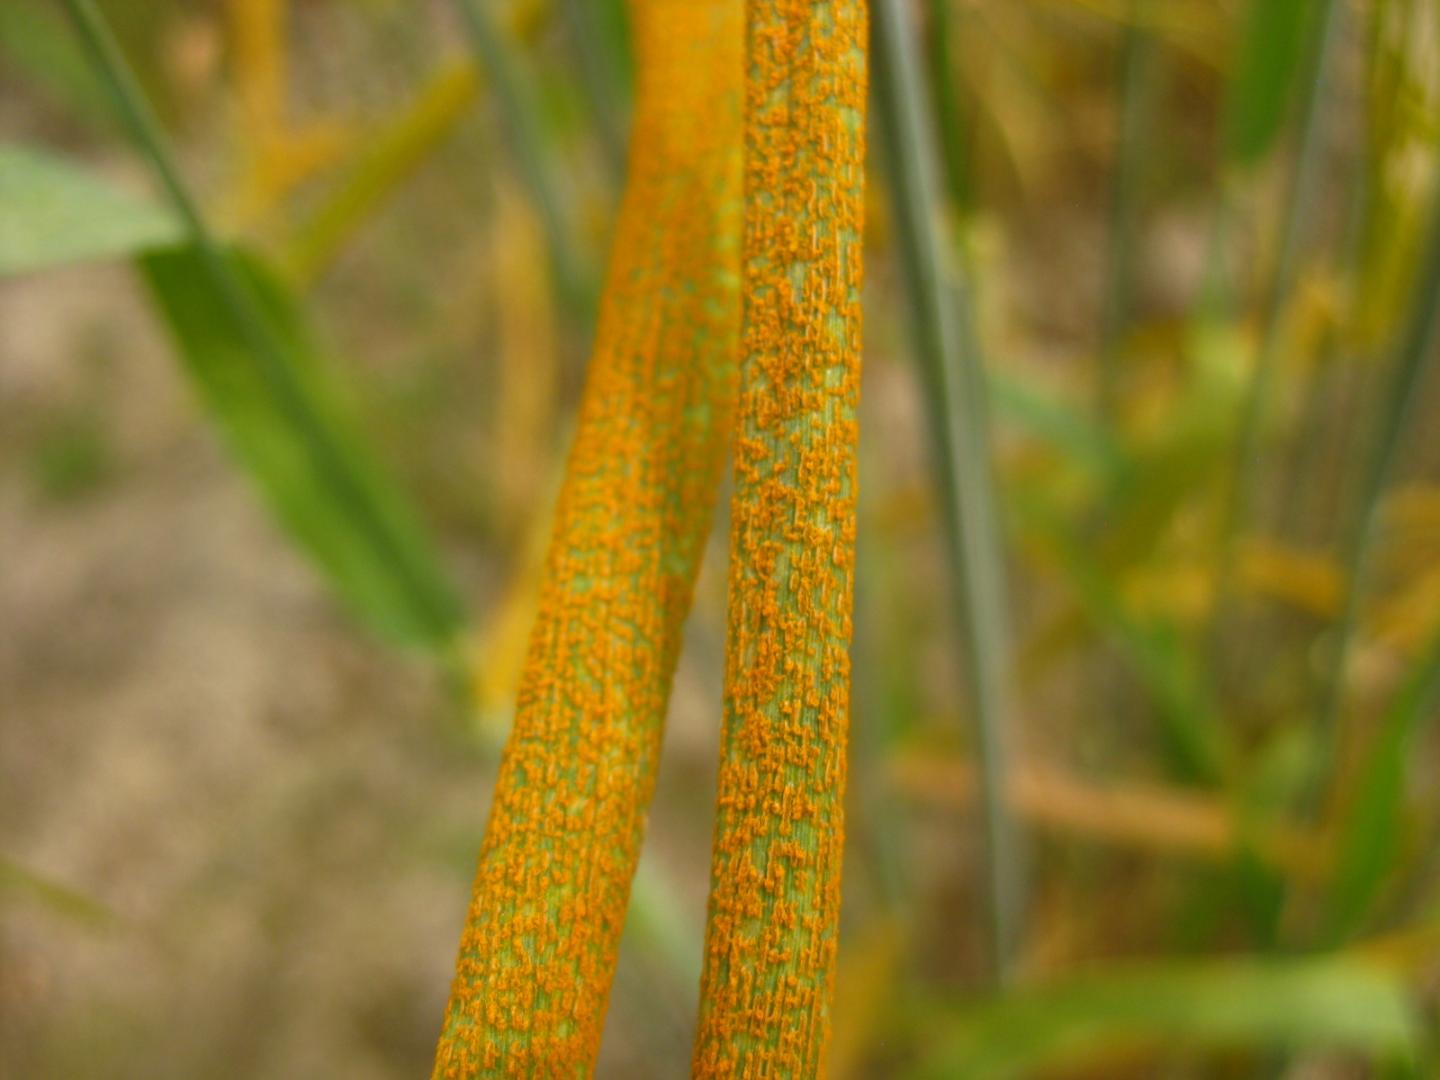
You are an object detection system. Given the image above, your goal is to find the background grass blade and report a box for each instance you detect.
[0,854,119,930]
[282,61,480,285]
[0,142,181,275]
[60,0,463,649]
[1018,498,1228,785]
[0,0,116,135]
[872,0,1024,982]
[989,372,1130,487]
[1195,0,1321,338]
[1324,627,1440,945]
[1222,0,1319,169]
[140,244,463,647]
[452,0,595,321]
[1312,162,1440,806]
[908,954,1419,1079]
[1210,0,1342,649]
[1097,3,1155,417]
[558,0,630,180]
[923,0,974,219]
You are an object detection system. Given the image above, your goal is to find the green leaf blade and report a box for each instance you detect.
[1223,0,1318,167]
[0,142,181,275]
[1326,630,1440,944]
[912,956,1419,1079]
[138,244,463,650]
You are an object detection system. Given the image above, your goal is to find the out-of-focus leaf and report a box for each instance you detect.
[1223,0,1318,167]
[1228,729,1320,947]
[1017,497,1228,784]
[1325,629,1440,944]
[873,0,1022,978]
[557,0,629,178]
[0,855,117,929]
[890,751,1323,876]
[454,0,596,320]
[1312,151,1440,807]
[0,142,181,275]
[283,61,478,284]
[829,918,907,1080]
[221,0,353,227]
[138,244,463,649]
[1238,538,1342,617]
[908,955,1419,1078]
[1089,323,1245,573]
[1209,0,1341,649]
[0,2,113,130]
[1026,0,1226,67]
[989,371,1128,486]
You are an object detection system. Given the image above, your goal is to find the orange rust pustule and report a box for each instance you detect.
[693,0,867,1075]
[432,2,743,1074]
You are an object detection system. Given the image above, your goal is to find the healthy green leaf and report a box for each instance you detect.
[1326,629,1440,944]
[989,371,1129,487]
[0,142,180,275]
[910,955,1419,1078]
[1223,0,1318,166]
[454,0,596,321]
[1208,0,1340,653]
[139,244,463,649]
[1311,154,1440,809]
[873,0,1022,979]
[0,3,114,132]
[1016,495,1229,785]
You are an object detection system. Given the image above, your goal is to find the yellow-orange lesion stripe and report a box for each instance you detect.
[431,2,743,1074]
[693,1,867,1075]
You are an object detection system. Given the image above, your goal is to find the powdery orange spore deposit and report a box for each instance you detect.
[432,1,742,1073]
[693,0,867,1074]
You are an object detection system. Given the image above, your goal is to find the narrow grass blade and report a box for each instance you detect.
[0,1,115,133]
[1194,0,1320,371]
[60,0,463,649]
[1097,4,1155,417]
[1222,0,1320,168]
[452,0,595,321]
[0,142,181,274]
[0,854,119,929]
[1312,163,1440,808]
[872,0,1024,982]
[923,0,974,218]
[283,62,479,285]
[853,502,915,911]
[907,954,1419,1079]
[558,0,630,180]
[1325,627,1440,944]
[1209,0,1342,645]
[140,245,462,646]
[988,371,1130,487]
[1020,499,1229,784]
